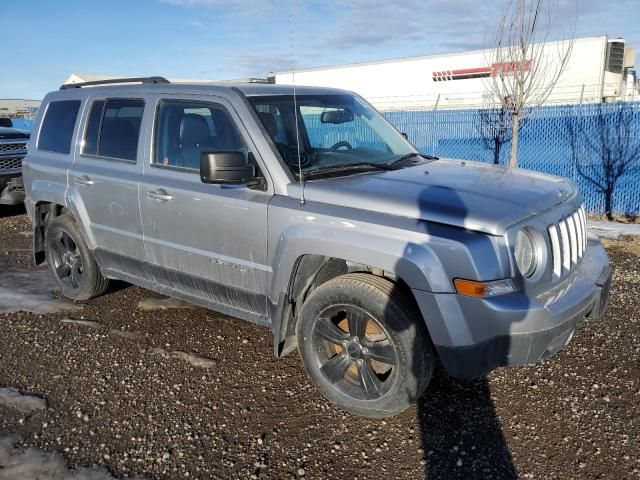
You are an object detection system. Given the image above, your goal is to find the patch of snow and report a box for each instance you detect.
[148,347,170,358]
[588,221,640,239]
[61,318,102,328]
[149,347,217,369]
[171,351,218,369]
[0,269,81,314]
[137,296,196,311]
[0,388,47,413]
[0,435,149,480]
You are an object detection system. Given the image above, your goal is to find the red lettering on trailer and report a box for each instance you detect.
[491,60,533,76]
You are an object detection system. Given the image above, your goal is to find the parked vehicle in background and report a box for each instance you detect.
[0,118,29,206]
[22,78,611,418]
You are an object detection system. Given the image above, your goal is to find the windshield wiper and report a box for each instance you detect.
[303,162,395,179]
[300,154,439,179]
[387,152,438,167]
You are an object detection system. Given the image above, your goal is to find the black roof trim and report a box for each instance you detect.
[60,76,170,90]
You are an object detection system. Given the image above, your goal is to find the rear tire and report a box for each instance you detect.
[45,214,109,301]
[297,273,434,418]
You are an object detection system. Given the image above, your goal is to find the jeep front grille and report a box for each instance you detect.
[547,206,587,280]
[0,157,23,170]
[0,142,27,155]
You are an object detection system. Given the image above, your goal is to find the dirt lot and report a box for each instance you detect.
[0,207,638,479]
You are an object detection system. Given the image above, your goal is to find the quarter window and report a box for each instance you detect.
[83,100,105,156]
[83,99,144,161]
[38,100,81,154]
[154,101,246,171]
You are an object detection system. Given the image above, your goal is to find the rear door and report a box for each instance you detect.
[139,94,271,317]
[67,96,148,276]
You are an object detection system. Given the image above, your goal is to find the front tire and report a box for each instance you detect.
[45,214,109,301]
[297,273,434,418]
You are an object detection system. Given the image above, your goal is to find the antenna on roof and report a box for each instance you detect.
[288,11,305,207]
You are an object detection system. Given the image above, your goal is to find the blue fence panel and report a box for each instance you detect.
[384,102,640,216]
[5,118,34,131]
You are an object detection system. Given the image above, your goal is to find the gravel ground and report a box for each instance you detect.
[0,207,638,479]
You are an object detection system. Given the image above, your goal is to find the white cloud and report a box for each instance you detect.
[308,0,495,54]
[227,52,294,76]
[160,0,282,16]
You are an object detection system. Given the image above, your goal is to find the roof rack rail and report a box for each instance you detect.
[60,76,170,90]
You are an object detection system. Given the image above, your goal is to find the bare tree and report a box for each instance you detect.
[476,99,513,164]
[486,0,574,167]
[567,102,640,220]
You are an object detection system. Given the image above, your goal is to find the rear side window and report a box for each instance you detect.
[38,100,81,153]
[83,99,144,162]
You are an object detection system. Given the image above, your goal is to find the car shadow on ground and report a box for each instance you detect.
[417,368,517,479]
[389,181,520,479]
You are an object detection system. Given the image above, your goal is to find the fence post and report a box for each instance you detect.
[579,84,585,104]
[433,94,441,111]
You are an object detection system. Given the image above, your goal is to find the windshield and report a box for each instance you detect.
[249,93,418,178]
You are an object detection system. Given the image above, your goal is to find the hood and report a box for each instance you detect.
[290,158,577,235]
[0,127,30,140]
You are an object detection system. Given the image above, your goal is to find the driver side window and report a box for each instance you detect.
[154,100,247,171]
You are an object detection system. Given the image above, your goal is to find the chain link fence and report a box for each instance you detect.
[384,102,640,216]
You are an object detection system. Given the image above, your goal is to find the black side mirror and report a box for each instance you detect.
[200,151,258,185]
[0,118,13,128]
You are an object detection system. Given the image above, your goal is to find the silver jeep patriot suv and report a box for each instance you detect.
[23,77,611,417]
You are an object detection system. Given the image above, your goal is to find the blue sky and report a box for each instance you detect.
[1,0,638,99]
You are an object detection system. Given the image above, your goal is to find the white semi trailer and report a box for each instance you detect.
[272,36,638,111]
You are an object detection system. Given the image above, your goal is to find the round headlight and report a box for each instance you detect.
[515,229,537,277]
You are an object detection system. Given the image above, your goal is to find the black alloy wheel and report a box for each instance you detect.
[44,214,110,301]
[311,304,398,400]
[48,230,84,289]
[297,273,434,418]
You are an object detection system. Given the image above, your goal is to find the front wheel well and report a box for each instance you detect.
[33,201,66,265]
[274,254,418,357]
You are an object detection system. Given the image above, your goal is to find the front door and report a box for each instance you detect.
[139,96,271,317]
[68,96,148,274]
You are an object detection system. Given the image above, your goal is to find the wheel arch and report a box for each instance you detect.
[33,196,93,266]
[267,224,452,358]
[271,253,427,359]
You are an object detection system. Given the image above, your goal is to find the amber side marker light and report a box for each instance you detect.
[454,278,515,298]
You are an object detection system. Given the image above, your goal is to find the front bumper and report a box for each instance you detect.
[413,234,611,379]
[0,171,25,205]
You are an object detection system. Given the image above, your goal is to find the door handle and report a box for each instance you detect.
[75,175,95,186]
[146,189,174,202]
